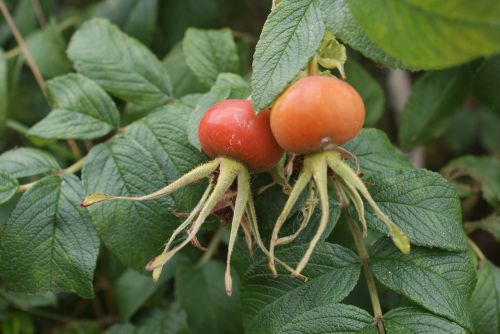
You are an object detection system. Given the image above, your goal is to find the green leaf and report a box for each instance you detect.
[0,171,18,204]
[187,73,251,149]
[442,156,500,208]
[473,55,500,114]
[0,147,60,178]
[363,169,467,251]
[443,107,480,153]
[399,66,472,150]
[479,108,500,154]
[175,261,244,334]
[0,0,42,44]
[0,288,57,308]
[183,28,239,87]
[127,101,207,211]
[345,59,385,127]
[385,306,467,334]
[281,303,376,333]
[469,261,500,334]
[67,18,172,106]
[0,174,99,298]
[95,0,159,46]
[346,0,500,69]
[0,49,7,130]
[104,324,136,334]
[113,255,190,320]
[28,74,120,140]
[242,243,360,334]
[343,129,413,178]
[319,0,406,69]
[24,22,73,79]
[370,239,475,330]
[251,0,325,111]
[82,136,178,271]
[163,44,207,98]
[137,303,189,334]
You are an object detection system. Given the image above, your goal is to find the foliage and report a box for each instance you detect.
[0,0,498,333]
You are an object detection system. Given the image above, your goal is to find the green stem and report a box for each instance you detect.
[347,216,385,334]
[468,238,486,268]
[5,119,29,135]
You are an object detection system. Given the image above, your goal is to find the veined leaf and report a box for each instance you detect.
[68,18,172,106]
[252,0,325,111]
[343,129,413,178]
[385,306,467,334]
[363,169,467,251]
[346,0,500,69]
[370,239,475,330]
[0,148,59,178]
[281,303,377,333]
[82,136,178,271]
[469,261,500,334]
[242,243,360,334]
[0,170,18,204]
[28,74,120,140]
[0,174,99,297]
[183,28,239,87]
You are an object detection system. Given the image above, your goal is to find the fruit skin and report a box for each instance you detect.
[270,76,365,154]
[198,99,284,171]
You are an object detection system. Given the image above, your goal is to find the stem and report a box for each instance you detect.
[67,139,82,158]
[31,0,47,27]
[5,15,79,59]
[468,238,486,268]
[0,0,47,98]
[17,157,85,193]
[198,228,223,266]
[307,56,319,76]
[347,216,385,334]
[5,119,29,135]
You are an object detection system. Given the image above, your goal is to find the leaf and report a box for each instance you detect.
[473,55,500,114]
[0,0,41,44]
[187,73,251,149]
[251,0,325,111]
[24,21,73,78]
[104,324,136,334]
[384,306,467,334]
[0,49,7,130]
[82,136,178,271]
[95,0,159,46]
[242,243,360,334]
[281,303,376,333]
[0,288,57,308]
[370,239,475,330]
[113,255,190,320]
[346,0,500,69]
[319,0,406,69]
[175,261,244,334]
[442,156,500,208]
[343,129,413,178]
[399,66,472,150]
[0,170,18,204]
[363,169,467,251]
[345,59,385,127]
[443,107,480,153]
[163,44,207,98]
[183,28,239,87]
[479,108,500,154]
[137,303,189,334]
[469,261,500,334]
[67,18,172,106]
[28,74,120,140]
[0,147,60,178]
[0,174,99,298]
[127,101,207,211]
